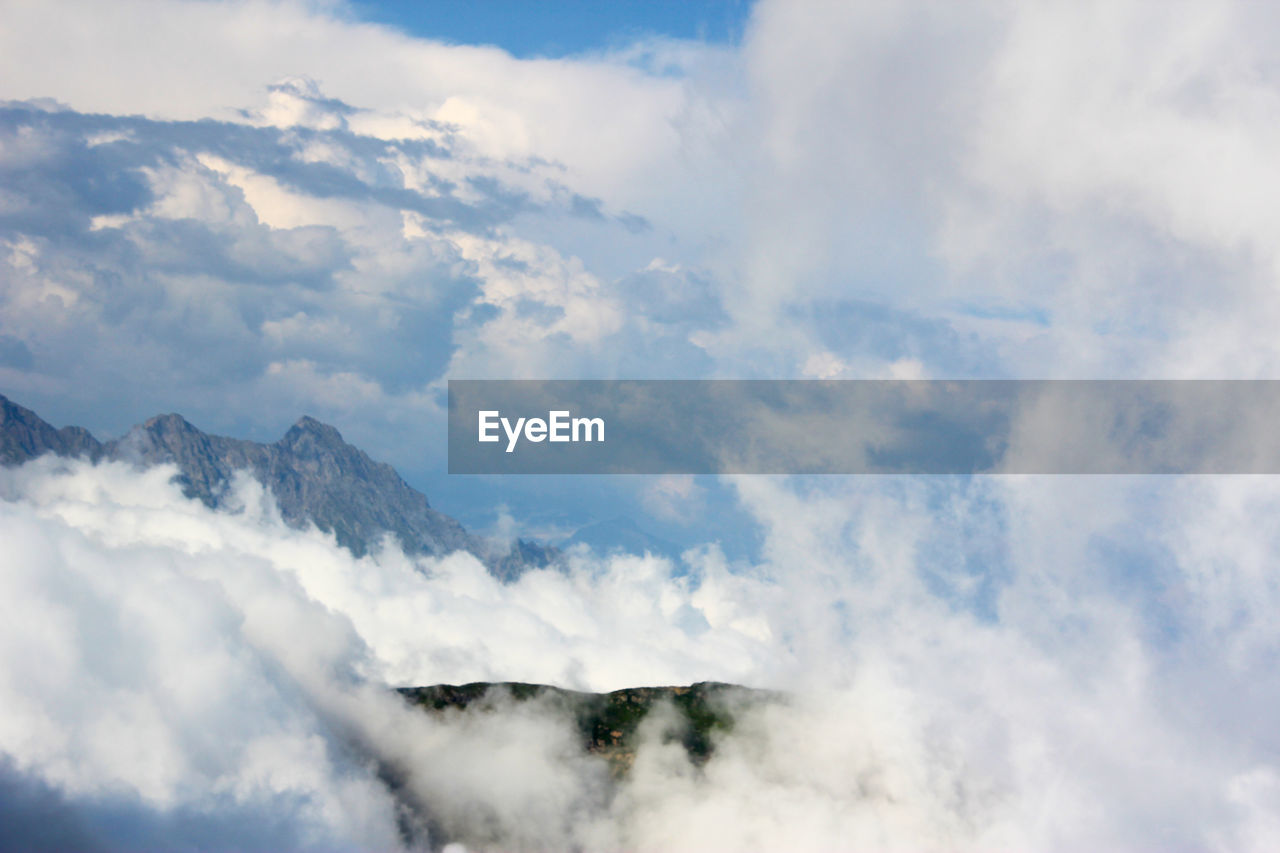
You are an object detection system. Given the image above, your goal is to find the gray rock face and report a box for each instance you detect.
[1,395,104,465]
[0,393,554,579]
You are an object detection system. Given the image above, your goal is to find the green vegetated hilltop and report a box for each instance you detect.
[400,681,781,776]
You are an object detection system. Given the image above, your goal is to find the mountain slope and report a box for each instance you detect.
[0,393,554,578]
[0,395,104,465]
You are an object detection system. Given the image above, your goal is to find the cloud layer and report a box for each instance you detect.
[1,459,1279,850]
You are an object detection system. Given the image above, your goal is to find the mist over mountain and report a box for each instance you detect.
[0,392,553,579]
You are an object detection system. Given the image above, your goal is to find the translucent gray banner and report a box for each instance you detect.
[447,380,1280,474]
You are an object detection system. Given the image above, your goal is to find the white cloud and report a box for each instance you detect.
[640,474,705,523]
[673,0,1280,379]
[14,0,1279,435]
[0,0,701,212]
[1,458,1279,849]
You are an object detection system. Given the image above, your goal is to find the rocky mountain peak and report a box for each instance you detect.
[114,412,215,466]
[0,392,556,580]
[142,412,197,433]
[280,415,348,453]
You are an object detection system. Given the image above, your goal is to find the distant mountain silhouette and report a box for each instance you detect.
[0,393,554,579]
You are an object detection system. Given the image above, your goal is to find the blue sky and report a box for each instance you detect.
[345,0,752,57]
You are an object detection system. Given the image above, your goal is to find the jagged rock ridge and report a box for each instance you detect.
[0,395,103,465]
[0,393,553,579]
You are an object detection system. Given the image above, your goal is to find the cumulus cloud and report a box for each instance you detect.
[719,0,1280,379]
[0,96,707,469]
[0,459,1278,850]
[0,458,635,850]
[6,0,1278,458]
[4,0,1280,430]
[0,81,728,471]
